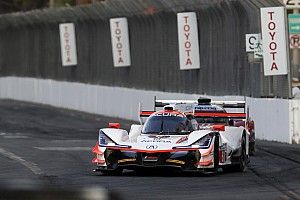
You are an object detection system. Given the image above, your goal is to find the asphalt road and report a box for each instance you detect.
[0,99,299,200]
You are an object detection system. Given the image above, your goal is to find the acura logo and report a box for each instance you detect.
[146,145,158,149]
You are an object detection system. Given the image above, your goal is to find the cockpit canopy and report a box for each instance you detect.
[142,111,193,135]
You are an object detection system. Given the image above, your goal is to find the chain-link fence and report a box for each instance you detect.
[0,0,287,98]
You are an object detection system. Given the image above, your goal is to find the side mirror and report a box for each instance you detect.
[108,123,120,129]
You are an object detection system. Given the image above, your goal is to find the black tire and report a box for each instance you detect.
[249,130,256,156]
[235,135,247,172]
[222,135,247,173]
[213,135,219,172]
[249,141,256,156]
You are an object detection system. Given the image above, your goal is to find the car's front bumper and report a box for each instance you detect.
[96,149,215,172]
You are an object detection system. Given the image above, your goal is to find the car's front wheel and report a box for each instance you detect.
[204,135,219,174]
[234,135,247,172]
[222,135,247,173]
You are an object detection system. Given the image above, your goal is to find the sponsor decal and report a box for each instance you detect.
[144,156,158,161]
[110,18,131,67]
[146,145,158,149]
[194,105,217,112]
[260,7,288,76]
[148,135,170,139]
[141,140,172,143]
[176,136,188,144]
[154,113,184,117]
[177,12,200,70]
[59,23,77,66]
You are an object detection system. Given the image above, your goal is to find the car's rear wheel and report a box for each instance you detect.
[249,141,255,156]
[213,135,220,172]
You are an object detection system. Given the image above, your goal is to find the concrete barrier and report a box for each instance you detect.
[291,100,300,144]
[247,98,292,143]
[0,77,243,121]
[0,76,299,144]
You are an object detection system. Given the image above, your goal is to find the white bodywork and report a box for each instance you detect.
[94,99,250,170]
[98,124,249,167]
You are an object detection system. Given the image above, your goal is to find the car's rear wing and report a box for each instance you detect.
[154,100,197,108]
[191,112,246,119]
[155,99,246,109]
[139,111,154,117]
[210,101,246,109]
[139,97,248,124]
[139,98,249,128]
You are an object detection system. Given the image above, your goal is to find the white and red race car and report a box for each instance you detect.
[92,98,253,175]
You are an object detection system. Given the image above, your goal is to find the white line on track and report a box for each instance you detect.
[0,147,43,175]
[34,147,91,151]
[0,132,29,139]
[3,136,29,139]
[287,191,300,199]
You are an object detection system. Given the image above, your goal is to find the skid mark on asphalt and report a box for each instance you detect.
[257,146,300,165]
[0,147,43,175]
[34,147,91,151]
[249,149,300,200]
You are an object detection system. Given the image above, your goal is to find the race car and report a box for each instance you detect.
[92,98,252,175]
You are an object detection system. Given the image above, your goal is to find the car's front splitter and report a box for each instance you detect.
[97,149,215,171]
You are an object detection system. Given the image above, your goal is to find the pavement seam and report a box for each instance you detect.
[257,146,300,165]
[0,147,43,175]
[34,147,91,151]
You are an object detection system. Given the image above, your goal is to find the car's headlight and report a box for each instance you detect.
[193,134,212,147]
[99,130,114,146]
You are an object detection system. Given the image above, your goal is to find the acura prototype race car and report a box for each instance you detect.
[92,98,254,175]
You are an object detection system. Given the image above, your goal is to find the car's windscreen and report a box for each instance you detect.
[142,115,190,134]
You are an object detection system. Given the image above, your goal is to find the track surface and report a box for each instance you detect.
[0,100,299,200]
